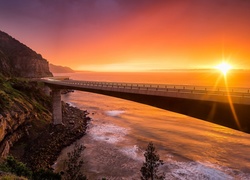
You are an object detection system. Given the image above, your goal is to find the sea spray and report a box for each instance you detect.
[89,123,129,144]
[105,110,125,117]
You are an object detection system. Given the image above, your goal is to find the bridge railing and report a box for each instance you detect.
[45,79,250,98]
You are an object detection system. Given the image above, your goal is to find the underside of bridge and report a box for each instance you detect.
[89,90,250,133]
[48,84,250,133]
[112,92,250,132]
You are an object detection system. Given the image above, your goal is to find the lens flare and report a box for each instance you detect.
[216,62,232,75]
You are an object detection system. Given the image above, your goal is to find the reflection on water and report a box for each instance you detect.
[52,91,250,179]
[53,72,250,179]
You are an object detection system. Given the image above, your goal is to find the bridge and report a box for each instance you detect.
[41,78,250,133]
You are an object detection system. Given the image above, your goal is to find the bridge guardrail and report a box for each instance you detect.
[42,79,250,98]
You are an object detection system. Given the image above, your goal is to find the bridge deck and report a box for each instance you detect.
[42,79,250,105]
[41,79,250,133]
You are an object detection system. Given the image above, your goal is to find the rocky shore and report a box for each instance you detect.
[11,103,91,171]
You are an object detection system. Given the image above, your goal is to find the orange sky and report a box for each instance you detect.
[0,0,250,71]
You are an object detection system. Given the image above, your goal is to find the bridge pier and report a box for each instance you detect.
[51,88,63,125]
[44,85,51,96]
[42,79,250,133]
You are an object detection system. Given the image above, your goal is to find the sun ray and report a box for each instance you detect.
[212,61,241,130]
[216,62,232,76]
[223,76,242,130]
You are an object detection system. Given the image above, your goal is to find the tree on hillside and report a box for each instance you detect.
[140,142,165,180]
[62,143,86,180]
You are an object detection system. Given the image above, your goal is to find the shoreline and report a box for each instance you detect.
[10,102,91,171]
[57,90,250,179]
[51,107,144,179]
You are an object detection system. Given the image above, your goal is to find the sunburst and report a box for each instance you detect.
[216,62,232,75]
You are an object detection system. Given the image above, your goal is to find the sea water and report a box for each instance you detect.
[53,71,250,179]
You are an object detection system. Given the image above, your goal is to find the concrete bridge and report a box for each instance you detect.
[42,78,250,133]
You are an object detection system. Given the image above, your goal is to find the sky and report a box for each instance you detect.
[0,0,250,72]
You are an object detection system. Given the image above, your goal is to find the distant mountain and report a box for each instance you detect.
[0,30,52,78]
[49,64,75,73]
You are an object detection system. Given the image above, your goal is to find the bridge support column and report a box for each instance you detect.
[51,88,63,125]
[44,85,51,96]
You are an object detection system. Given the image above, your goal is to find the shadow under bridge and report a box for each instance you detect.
[43,79,250,133]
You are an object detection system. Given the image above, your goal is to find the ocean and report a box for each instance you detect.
[53,71,250,179]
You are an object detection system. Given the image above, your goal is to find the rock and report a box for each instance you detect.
[10,111,18,119]
[0,79,53,159]
[85,117,91,121]
[0,30,52,78]
[21,103,91,170]
[69,120,75,125]
[0,140,10,157]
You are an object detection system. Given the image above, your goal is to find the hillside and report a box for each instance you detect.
[49,64,75,73]
[0,30,52,78]
[0,76,52,157]
[0,31,90,179]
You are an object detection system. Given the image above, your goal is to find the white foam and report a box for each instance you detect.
[120,145,144,161]
[172,163,231,180]
[197,161,250,180]
[65,102,76,107]
[105,110,125,117]
[163,159,244,180]
[89,123,129,144]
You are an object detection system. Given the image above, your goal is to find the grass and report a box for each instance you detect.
[0,76,61,179]
[0,76,51,114]
[0,174,27,180]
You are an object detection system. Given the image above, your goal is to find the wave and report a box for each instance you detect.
[120,145,144,161]
[161,159,250,180]
[65,102,77,107]
[105,110,125,117]
[89,123,129,144]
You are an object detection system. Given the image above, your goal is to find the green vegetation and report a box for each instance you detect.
[0,156,32,178]
[32,169,61,180]
[0,76,51,116]
[62,143,86,180]
[0,76,167,179]
[0,76,88,179]
[0,156,61,180]
[0,76,60,179]
[140,142,165,180]
[0,174,27,180]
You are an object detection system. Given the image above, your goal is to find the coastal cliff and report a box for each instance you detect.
[0,30,53,158]
[0,77,52,157]
[0,30,52,78]
[0,31,89,177]
[0,76,90,178]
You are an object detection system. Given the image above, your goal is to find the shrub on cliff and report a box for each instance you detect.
[62,143,86,180]
[0,156,32,178]
[0,156,61,180]
[140,142,165,180]
[32,169,61,180]
[0,78,51,114]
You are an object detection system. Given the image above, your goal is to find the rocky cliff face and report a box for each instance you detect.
[0,78,52,157]
[0,30,52,78]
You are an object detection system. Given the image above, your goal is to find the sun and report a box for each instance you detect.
[216,62,232,75]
